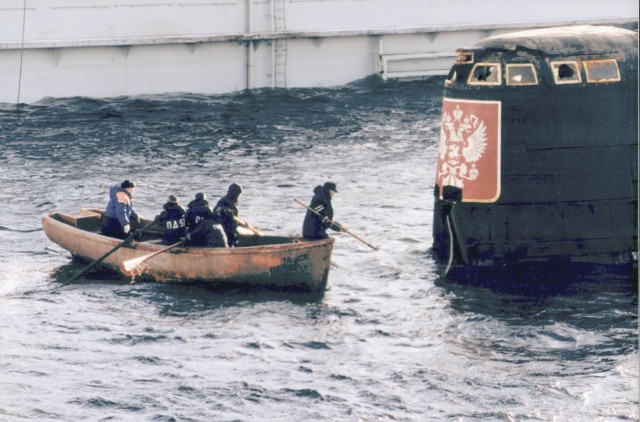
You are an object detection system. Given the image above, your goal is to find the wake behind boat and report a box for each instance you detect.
[42,209,334,292]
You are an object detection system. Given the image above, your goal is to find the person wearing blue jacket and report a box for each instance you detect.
[101,180,140,239]
[154,195,187,245]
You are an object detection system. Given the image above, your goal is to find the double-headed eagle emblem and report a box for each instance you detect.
[438,105,488,188]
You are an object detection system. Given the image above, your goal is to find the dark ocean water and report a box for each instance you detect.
[0,77,637,421]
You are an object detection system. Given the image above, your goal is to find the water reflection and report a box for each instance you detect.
[49,263,326,308]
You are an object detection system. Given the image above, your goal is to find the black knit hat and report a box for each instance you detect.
[323,182,337,193]
[195,192,205,201]
[121,179,136,189]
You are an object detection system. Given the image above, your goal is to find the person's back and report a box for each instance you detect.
[186,216,228,247]
[186,193,212,231]
[155,196,186,245]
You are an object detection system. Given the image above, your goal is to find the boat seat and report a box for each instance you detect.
[75,215,101,231]
[51,212,100,231]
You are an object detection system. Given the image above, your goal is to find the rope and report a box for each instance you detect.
[443,215,455,276]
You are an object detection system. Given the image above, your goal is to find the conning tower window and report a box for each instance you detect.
[551,61,581,84]
[506,64,538,86]
[455,50,474,65]
[468,63,501,85]
[584,59,620,83]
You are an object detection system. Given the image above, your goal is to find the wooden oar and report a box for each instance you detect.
[294,198,379,251]
[233,215,262,235]
[62,220,155,284]
[121,240,184,274]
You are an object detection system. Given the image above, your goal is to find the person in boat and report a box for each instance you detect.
[100,179,140,239]
[212,183,244,247]
[185,214,228,248]
[154,195,187,245]
[185,192,212,231]
[302,181,343,240]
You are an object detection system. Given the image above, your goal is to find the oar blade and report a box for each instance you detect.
[121,256,147,274]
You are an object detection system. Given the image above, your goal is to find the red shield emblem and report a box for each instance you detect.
[436,98,501,203]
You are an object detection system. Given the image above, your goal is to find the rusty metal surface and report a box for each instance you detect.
[42,212,334,291]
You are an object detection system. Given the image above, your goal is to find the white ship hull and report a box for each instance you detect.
[0,0,637,103]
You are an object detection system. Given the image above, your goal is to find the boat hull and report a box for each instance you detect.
[42,211,334,291]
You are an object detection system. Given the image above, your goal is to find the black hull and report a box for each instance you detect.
[431,26,638,280]
[432,197,638,269]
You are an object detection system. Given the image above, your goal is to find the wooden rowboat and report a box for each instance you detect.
[41,209,334,292]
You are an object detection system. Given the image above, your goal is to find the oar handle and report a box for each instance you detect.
[136,240,183,262]
[233,216,262,235]
[294,198,378,251]
[121,239,184,274]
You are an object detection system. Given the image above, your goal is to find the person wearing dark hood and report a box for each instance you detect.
[213,183,262,248]
[154,195,187,245]
[213,183,244,247]
[185,192,212,231]
[101,179,140,239]
[302,181,344,240]
[185,214,228,248]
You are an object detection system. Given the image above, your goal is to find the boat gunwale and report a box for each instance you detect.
[42,211,335,257]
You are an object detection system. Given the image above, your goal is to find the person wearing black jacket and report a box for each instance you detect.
[302,182,343,240]
[213,183,243,247]
[185,192,212,231]
[154,195,186,245]
[186,215,228,247]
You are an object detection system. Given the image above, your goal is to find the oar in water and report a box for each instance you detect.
[233,215,262,235]
[121,240,184,274]
[62,220,155,284]
[294,198,379,251]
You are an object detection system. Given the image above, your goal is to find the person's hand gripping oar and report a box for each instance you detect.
[294,198,379,251]
[233,215,262,236]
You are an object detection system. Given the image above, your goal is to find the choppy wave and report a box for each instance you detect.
[0,76,636,421]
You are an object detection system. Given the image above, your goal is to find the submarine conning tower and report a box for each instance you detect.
[432,25,638,272]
